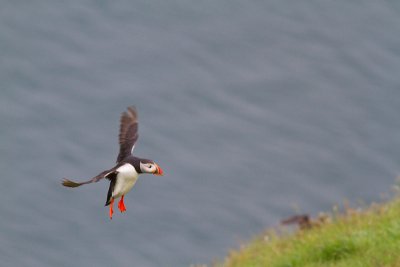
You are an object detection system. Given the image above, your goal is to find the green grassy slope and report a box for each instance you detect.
[217,198,400,267]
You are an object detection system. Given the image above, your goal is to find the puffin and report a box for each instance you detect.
[61,106,163,219]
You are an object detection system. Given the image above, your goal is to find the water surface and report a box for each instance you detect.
[1,1,400,266]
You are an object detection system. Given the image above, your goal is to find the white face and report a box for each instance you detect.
[140,162,157,174]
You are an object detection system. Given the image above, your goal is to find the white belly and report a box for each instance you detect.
[112,163,138,199]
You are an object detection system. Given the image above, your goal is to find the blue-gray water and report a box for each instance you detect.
[1,1,400,266]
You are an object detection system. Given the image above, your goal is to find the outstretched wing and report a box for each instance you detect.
[116,106,139,163]
[61,165,120,188]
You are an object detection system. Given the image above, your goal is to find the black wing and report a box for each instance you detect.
[116,106,139,163]
[61,165,120,188]
[105,173,117,206]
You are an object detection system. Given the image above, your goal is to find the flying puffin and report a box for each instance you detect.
[61,106,163,219]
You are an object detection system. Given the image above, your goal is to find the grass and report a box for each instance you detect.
[215,197,400,267]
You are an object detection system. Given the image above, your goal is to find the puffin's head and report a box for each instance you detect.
[139,160,163,176]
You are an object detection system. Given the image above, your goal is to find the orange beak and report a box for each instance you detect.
[154,164,164,176]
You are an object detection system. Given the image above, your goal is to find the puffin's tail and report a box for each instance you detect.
[61,178,84,188]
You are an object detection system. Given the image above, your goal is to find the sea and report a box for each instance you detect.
[1,1,400,266]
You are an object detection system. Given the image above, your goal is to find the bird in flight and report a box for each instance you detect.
[62,106,163,219]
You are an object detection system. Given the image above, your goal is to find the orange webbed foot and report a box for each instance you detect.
[109,198,114,220]
[118,195,127,213]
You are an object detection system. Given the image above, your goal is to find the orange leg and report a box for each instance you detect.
[109,198,114,220]
[118,195,127,213]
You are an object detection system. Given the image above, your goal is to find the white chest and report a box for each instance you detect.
[112,163,139,198]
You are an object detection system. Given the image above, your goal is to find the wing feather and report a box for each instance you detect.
[116,106,139,163]
[61,165,120,188]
